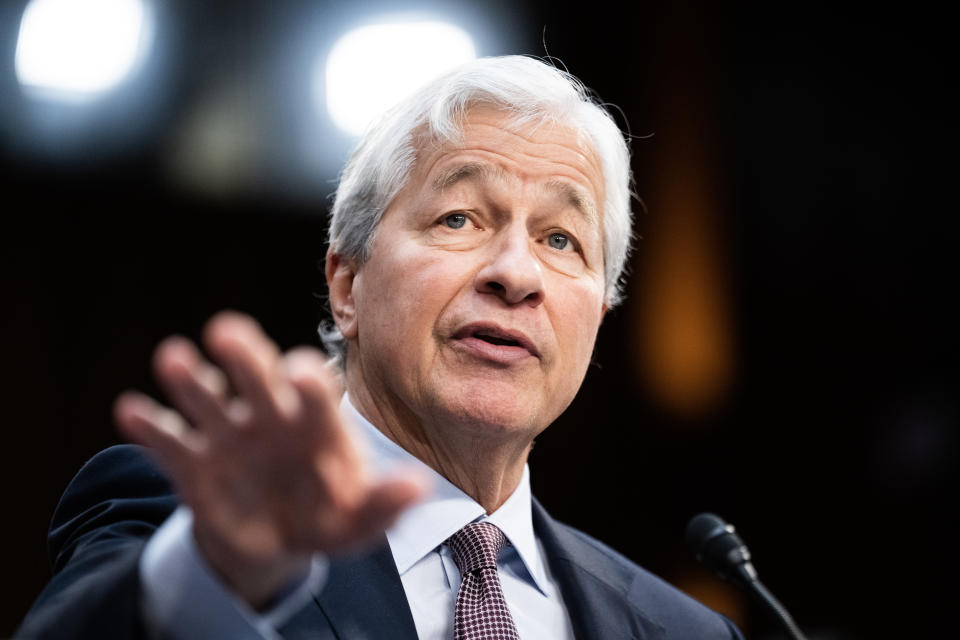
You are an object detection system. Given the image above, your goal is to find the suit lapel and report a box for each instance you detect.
[307,541,419,640]
[532,499,667,640]
[280,504,667,640]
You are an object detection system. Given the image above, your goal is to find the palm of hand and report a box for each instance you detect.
[114,311,424,606]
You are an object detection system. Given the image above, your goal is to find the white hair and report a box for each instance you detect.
[322,55,633,359]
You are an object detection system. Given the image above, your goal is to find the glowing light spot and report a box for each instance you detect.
[15,0,152,99]
[323,21,476,136]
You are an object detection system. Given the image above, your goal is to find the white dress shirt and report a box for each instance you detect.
[140,395,574,639]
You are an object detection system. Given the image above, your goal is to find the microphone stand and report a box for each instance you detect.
[733,565,807,640]
[687,513,809,640]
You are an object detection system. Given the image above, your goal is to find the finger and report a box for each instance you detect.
[283,348,343,438]
[345,472,429,542]
[114,391,204,483]
[153,336,231,431]
[203,312,299,422]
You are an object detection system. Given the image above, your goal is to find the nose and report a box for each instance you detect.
[474,228,545,306]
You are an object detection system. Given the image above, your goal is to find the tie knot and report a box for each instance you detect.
[447,521,507,574]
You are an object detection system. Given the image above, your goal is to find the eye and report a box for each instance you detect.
[442,213,468,229]
[547,232,571,251]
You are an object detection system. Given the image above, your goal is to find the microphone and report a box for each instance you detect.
[686,513,808,640]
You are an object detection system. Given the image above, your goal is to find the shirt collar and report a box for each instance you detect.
[340,394,549,593]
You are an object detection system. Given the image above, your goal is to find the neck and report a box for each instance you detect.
[346,370,533,514]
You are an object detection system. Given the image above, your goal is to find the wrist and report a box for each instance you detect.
[191,520,310,610]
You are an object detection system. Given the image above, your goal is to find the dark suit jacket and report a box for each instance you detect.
[17,445,743,639]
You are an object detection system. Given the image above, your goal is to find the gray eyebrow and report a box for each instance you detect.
[545,179,599,224]
[432,162,504,192]
[432,161,598,223]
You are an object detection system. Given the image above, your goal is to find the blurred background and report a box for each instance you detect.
[1,0,956,637]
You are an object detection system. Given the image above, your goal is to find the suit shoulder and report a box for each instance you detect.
[547,519,672,596]
[49,444,177,572]
[546,517,743,639]
[57,444,171,502]
[18,445,174,639]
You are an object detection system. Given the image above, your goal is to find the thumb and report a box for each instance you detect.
[352,470,430,538]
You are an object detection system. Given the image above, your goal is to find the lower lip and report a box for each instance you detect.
[453,336,536,364]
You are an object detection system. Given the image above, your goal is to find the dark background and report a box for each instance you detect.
[2,1,956,638]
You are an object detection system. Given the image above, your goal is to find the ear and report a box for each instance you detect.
[325,249,360,340]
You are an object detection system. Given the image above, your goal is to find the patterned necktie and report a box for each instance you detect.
[447,522,522,640]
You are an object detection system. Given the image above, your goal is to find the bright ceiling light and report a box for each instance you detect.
[324,21,476,136]
[15,0,152,99]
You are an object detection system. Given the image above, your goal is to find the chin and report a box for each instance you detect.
[431,383,552,437]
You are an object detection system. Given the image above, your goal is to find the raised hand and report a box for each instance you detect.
[113,311,425,608]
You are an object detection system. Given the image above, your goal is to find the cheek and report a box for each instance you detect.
[359,247,472,344]
[568,311,601,363]
[553,281,605,368]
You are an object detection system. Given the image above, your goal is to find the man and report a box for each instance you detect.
[18,56,742,639]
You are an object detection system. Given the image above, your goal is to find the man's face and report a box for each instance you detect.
[341,107,607,441]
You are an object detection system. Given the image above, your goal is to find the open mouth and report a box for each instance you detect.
[473,332,521,348]
[452,323,540,359]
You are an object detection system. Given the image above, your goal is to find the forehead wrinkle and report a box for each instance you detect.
[431,161,506,193]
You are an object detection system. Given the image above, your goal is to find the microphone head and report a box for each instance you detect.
[686,513,756,585]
